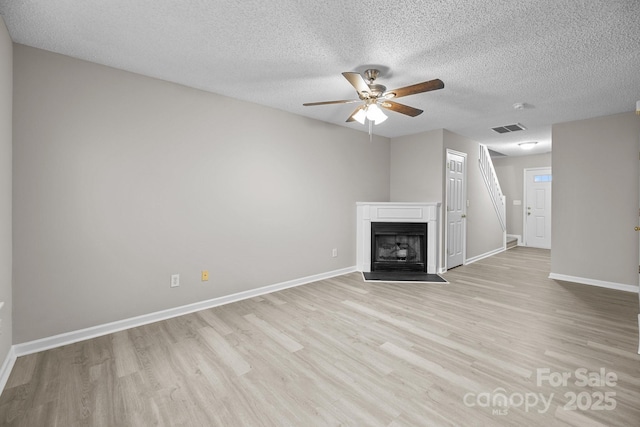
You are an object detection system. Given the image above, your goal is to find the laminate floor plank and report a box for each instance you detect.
[1,247,639,426]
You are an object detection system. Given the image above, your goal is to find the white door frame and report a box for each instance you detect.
[523,167,552,248]
[445,149,467,270]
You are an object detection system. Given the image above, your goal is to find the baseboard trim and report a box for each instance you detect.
[13,266,357,358]
[548,273,639,294]
[0,346,17,393]
[465,246,505,265]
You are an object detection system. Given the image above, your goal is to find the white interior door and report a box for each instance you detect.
[446,150,466,269]
[524,167,552,249]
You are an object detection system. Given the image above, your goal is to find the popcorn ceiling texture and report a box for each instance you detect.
[1,0,639,155]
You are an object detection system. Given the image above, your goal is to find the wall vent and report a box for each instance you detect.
[491,123,526,134]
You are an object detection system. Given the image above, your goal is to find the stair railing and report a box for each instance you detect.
[479,144,506,232]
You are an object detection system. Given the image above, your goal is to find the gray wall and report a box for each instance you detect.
[493,153,552,237]
[390,129,443,202]
[443,130,504,260]
[389,129,445,271]
[0,18,12,362]
[12,45,391,343]
[552,112,640,286]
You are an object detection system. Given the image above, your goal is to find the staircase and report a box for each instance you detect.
[478,144,507,238]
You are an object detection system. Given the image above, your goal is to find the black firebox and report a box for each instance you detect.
[371,222,427,272]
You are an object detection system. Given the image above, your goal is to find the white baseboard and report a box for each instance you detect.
[548,273,639,294]
[12,266,357,358]
[0,346,17,394]
[465,246,505,265]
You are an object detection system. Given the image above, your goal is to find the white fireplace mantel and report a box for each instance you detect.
[356,202,441,274]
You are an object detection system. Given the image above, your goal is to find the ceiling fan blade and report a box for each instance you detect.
[380,100,423,117]
[384,79,444,99]
[342,72,370,97]
[303,99,360,106]
[346,105,366,122]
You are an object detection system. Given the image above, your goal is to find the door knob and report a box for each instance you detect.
[635,226,640,231]
[461,214,466,218]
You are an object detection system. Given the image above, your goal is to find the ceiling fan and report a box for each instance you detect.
[303,69,444,125]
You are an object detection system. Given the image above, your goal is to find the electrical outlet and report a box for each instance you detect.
[171,274,180,288]
[201,270,209,281]
[332,248,338,258]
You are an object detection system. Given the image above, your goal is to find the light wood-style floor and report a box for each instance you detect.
[1,247,639,426]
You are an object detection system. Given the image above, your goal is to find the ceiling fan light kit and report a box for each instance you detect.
[352,108,367,125]
[303,69,444,128]
[353,103,387,125]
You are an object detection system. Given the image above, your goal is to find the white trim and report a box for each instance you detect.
[464,246,505,265]
[13,266,356,358]
[0,346,17,393]
[548,273,639,293]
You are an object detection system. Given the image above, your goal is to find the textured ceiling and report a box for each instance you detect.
[1,0,639,156]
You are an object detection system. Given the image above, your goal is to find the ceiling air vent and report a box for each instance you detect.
[491,123,526,134]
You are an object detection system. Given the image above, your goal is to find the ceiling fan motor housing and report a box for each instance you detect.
[367,84,387,98]
[364,69,380,82]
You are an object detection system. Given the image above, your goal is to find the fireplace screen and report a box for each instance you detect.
[376,236,422,263]
[371,222,427,272]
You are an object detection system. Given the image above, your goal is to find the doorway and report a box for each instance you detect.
[524,167,552,249]
[446,150,466,269]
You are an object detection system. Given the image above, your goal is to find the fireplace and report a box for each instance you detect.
[357,202,441,274]
[371,222,427,272]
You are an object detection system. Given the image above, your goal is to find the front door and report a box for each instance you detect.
[524,167,552,249]
[446,150,466,269]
